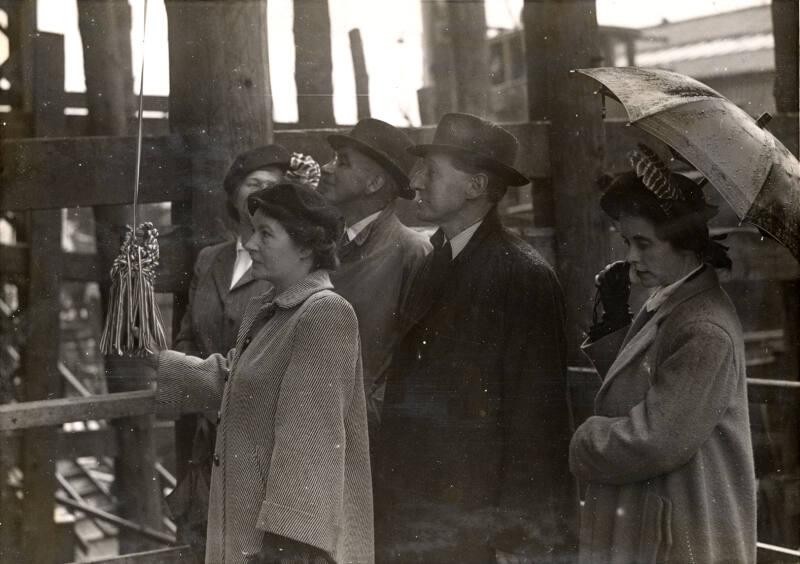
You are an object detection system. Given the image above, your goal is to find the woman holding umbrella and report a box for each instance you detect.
[152,182,373,564]
[569,146,756,564]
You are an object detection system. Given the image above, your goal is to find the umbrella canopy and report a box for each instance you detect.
[577,66,800,261]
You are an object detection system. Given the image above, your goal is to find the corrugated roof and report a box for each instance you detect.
[638,4,772,51]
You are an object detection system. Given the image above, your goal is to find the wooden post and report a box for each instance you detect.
[165,0,273,247]
[77,0,164,553]
[17,31,65,564]
[349,28,371,121]
[771,0,799,114]
[417,0,490,122]
[522,0,606,362]
[446,0,489,117]
[294,0,335,127]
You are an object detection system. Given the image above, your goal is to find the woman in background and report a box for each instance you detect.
[570,146,756,564]
[155,182,372,564]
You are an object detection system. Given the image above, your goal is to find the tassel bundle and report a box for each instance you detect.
[100,222,167,356]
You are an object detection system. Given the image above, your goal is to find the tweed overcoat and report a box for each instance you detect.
[374,209,578,563]
[570,267,756,564]
[331,205,431,429]
[157,271,374,564]
[174,239,273,358]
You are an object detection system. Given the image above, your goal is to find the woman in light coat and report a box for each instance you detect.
[570,146,756,564]
[153,182,373,564]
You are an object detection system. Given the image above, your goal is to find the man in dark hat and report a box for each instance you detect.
[374,113,577,563]
[319,118,431,433]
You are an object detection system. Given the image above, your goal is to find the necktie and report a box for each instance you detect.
[230,246,252,289]
[427,235,452,303]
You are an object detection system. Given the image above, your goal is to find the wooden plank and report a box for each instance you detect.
[0,134,197,211]
[55,493,175,545]
[0,390,156,431]
[60,92,169,114]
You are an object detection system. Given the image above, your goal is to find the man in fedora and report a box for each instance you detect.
[374,113,577,563]
[319,118,431,434]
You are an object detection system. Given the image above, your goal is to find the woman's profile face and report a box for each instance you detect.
[233,167,284,229]
[619,212,700,288]
[245,210,312,290]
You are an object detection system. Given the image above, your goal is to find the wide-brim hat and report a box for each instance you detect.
[328,118,416,199]
[223,144,292,196]
[408,112,529,187]
[247,182,344,243]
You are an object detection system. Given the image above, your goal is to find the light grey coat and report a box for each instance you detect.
[570,267,756,564]
[156,271,374,564]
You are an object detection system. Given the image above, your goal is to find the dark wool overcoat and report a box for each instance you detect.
[374,209,578,563]
[570,267,756,564]
[156,271,374,564]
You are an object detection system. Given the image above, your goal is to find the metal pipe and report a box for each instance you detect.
[746,378,800,389]
[757,541,800,558]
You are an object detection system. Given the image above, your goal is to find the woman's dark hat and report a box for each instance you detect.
[327,118,416,199]
[247,182,344,243]
[408,113,529,187]
[600,144,718,222]
[223,144,292,196]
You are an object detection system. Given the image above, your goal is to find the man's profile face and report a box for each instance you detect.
[319,145,381,206]
[410,153,471,225]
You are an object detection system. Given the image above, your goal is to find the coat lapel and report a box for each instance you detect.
[597,267,717,398]
[210,241,237,300]
[402,209,501,330]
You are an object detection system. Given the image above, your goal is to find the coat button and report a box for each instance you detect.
[242,336,252,350]
[213,454,220,467]
[216,411,222,425]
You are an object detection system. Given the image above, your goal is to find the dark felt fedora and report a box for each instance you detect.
[409,113,529,187]
[328,118,416,199]
[247,182,344,244]
[223,144,292,196]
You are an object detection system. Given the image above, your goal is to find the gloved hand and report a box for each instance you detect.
[588,261,632,341]
[595,260,631,322]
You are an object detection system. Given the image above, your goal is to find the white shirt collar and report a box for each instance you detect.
[346,210,382,243]
[235,237,247,253]
[448,220,483,259]
[644,264,704,312]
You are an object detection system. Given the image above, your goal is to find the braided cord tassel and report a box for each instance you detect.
[99,222,167,356]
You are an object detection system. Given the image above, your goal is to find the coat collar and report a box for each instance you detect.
[597,265,717,397]
[403,207,502,330]
[256,270,334,311]
[447,206,502,267]
[342,204,395,255]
